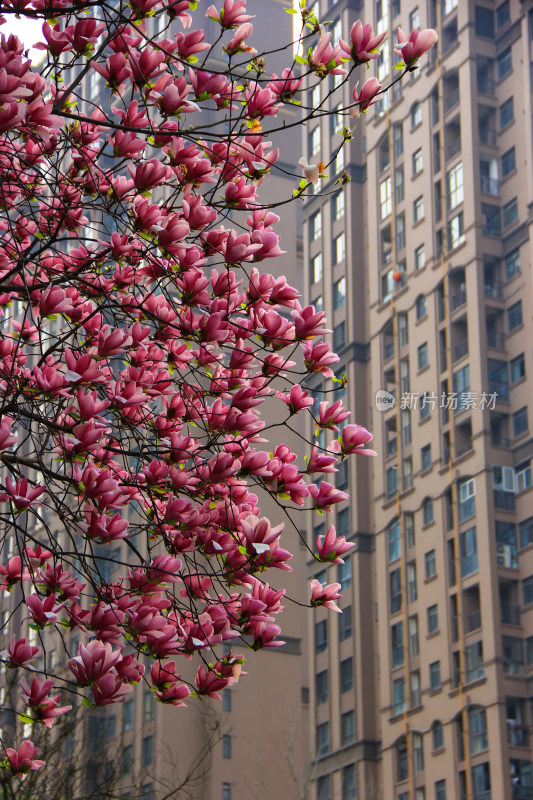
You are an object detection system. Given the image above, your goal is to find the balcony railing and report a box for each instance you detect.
[446,139,461,160]
[467,609,482,632]
[453,338,469,362]
[494,490,515,511]
[513,787,533,800]
[485,280,503,298]
[504,660,525,675]
[444,88,460,113]
[456,441,474,458]
[501,603,521,626]
[492,434,511,448]
[508,723,529,747]
[479,127,497,145]
[487,330,505,349]
[451,289,466,310]
[481,176,499,195]
[477,76,496,95]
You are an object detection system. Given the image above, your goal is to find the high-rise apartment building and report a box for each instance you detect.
[302,1,533,799]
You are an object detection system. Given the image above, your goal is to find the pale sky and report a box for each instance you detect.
[1,15,45,64]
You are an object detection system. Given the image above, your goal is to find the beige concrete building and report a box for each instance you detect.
[301,1,533,799]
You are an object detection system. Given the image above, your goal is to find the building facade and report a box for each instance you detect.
[302,1,533,799]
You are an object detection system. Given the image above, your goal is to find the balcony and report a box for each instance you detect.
[481,175,498,196]
[384,342,394,361]
[444,88,460,114]
[466,609,481,632]
[485,280,503,298]
[487,330,505,350]
[513,788,533,800]
[501,603,521,626]
[453,338,468,363]
[492,435,511,448]
[479,127,497,146]
[386,439,398,460]
[451,289,466,311]
[508,723,529,747]
[446,139,461,160]
[478,77,495,95]
[488,380,509,401]
[494,490,515,511]
[392,647,404,669]
[456,441,473,458]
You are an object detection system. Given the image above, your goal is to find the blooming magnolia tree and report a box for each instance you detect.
[0,0,437,778]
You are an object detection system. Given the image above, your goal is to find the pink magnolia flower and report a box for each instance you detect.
[318,399,351,431]
[276,384,315,414]
[339,20,386,64]
[308,481,348,510]
[7,635,40,667]
[4,741,44,773]
[67,640,122,685]
[92,673,132,705]
[310,578,342,612]
[351,78,382,117]
[224,22,257,57]
[339,424,377,456]
[316,524,355,564]
[308,33,346,76]
[0,477,45,510]
[394,27,438,69]
[206,0,253,29]
[269,69,302,101]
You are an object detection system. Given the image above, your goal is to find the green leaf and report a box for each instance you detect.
[285,7,297,12]
[17,713,34,724]
[394,62,406,70]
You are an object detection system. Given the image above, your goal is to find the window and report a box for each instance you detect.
[391,621,404,668]
[402,457,413,490]
[447,162,463,209]
[396,213,406,251]
[449,212,465,248]
[387,466,398,498]
[400,358,409,395]
[123,698,134,731]
[460,527,478,576]
[423,499,434,526]
[394,123,403,157]
[523,576,533,606]
[425,549,436,578]
[516,462,532,493]
[433,721,444,750]
[393,677,406,715]
[427,604,439,634]
[342,764,357,800]
[416,295,426,320]
[316,670,328,704]
[444,0,458,13]
[469,707,488,754]
[315,620,328,653]
[505,248,520,279]
[415,244,426,271]
[340,658,353,692]
[223,689,232,712]
[333,190,344,220]
[430,661,441,690]
[222,735,231,759]
[497,45,512,81]
[222,784,232,800]
[497,1,510,28]
[380,177,392,220]
[499,97,514,128]
[503,198,518,227]
[334,277,346,308]
[388,520,401,562]
[508,301,523,331]
[502,636,524,674]
[418,444,431,473]
[398,312,408,347]
[142,735,153,766]
[402,409,411,446]
[334,322,346,351]
[317,774,331,800]
[414,196,424,222]
[310,84,320,110]
[409,7,420,31]
[314,295,323,313]
[413,148,423,175]
[418,342,428,369]
[311,210,322,240]
[397,741,408,781]
[459,478,475,522]
[317,722,330,756]
[341,710,356,746]
[311,253,322,284]
[411,670,421,707]
[382,270,394,302]
[520,518,533,548]
[333,232,345,263]
[435,779,446,800]
[475,6,494,38]
[339,605,352,640]
[513,407,528,437]
[335,147,344,174]
[395,166,404,203]
[390,568,402,614]
[411,102,422,128]
[407,561,417,603]
[502,147,516,178]
[409,615,419,657]
[122,745,133,774]
[465,641,484,682]
[338,557,351,589]
[413,733,424,772]
[310,125,321,155]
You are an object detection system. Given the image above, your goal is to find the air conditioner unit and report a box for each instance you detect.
[497,544,514,567]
